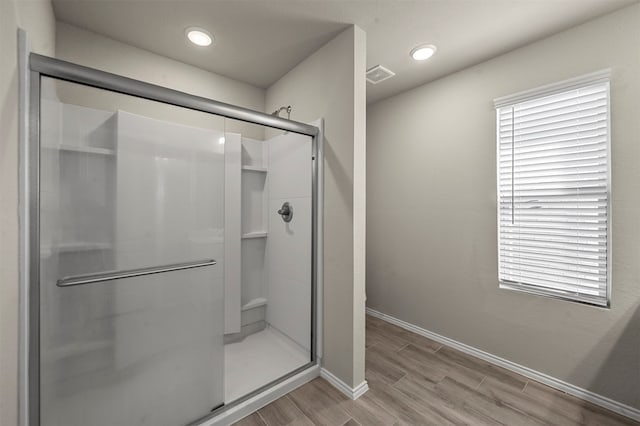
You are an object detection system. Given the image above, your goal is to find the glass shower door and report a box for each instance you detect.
[38,77,226,426]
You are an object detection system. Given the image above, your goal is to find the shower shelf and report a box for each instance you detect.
[48,144,116,155]
[48,339,112,361]
[242,297,267,311]
[241,165,268,173]
[241,231,267,239]
[41,242,113,256]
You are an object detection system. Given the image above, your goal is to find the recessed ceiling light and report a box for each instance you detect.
[410,44,437,61]
[186,27,213,47]
[218,137,225,145]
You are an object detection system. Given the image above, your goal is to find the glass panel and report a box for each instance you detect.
[222,118,312,403]
[39,77,225,426]
[37,73,316,424]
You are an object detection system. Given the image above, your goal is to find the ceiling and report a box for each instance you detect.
[52,0,637,104]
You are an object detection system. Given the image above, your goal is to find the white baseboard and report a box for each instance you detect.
[366,307,640,422]
[320,368,369,400]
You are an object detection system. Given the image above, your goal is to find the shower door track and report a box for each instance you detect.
[24,53,323,426]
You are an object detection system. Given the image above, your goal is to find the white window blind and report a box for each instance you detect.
[495,71,611,307]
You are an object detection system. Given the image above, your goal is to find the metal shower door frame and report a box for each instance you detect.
[24,53,323,426]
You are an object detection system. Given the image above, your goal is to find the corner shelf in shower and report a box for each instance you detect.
[241,165,268,173]
[241,231,268,239]
[41,242,113,257]
[45,144,116,156]
[242,297,267,311]
[58,242,113,251]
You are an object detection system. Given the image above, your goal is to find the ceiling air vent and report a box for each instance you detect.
[366,65,395,84]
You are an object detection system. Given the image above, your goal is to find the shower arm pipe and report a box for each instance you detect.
[272,105,292,119]
[29,54,318,137]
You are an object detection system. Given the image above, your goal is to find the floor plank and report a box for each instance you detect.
[288,378,351,426]
[370,342,447,390]
[393,375,497,426]
[523,380,638,426]
[365,324,407,352]
[234,315,639,426]
[435,345,528,391]
[234,412,267,426]
[364,345,406,385]
[338,392,397,426]
[365,369,459,425]
[434,376,545,426]
[398,343,485,389]
[365,315,387,328]
[477,376,580,426]
[378,321,442,353]
[258,395,314,426]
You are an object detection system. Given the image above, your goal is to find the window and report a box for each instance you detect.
[495,71,611,307]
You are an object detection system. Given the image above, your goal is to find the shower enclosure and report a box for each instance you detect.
[24,54,322,426]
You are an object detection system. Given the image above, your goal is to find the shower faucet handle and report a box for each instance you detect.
[277,202,293,223]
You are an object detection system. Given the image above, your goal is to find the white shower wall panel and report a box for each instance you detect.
[115,111,225,271]
[268,133,312,200]
[61,103,116,150]
[266,132,312,351]
[267,197,312,286]
[241,137,267,168]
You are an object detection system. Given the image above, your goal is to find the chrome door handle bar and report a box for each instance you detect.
[56,259,217,287]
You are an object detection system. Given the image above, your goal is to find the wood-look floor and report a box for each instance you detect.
[234,315,638,426]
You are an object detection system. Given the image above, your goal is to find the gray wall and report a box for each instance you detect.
[55,22,265,140]
[367,3,640,409]
[267,25,367,388]
[0,1,56,425]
